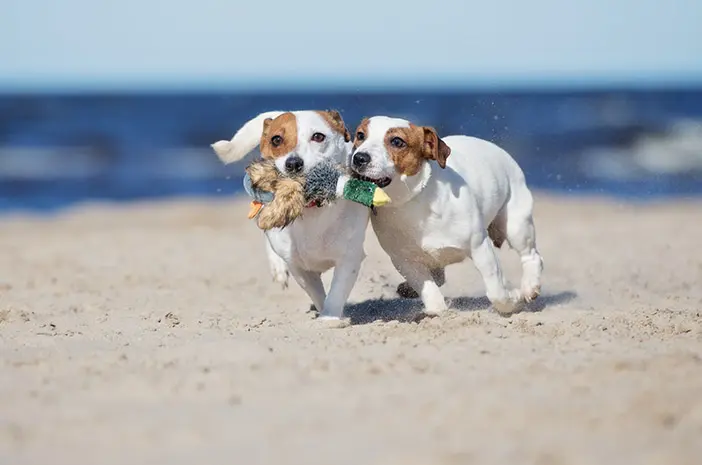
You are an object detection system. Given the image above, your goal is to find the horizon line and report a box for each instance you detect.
[1,73,702,95]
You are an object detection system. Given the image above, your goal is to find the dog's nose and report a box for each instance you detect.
[285,156,304,174]
[352,152,371,169]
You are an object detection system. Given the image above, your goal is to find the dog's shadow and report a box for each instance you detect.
[344,290,578,326]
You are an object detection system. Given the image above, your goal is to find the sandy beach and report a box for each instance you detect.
[1,194,701,465]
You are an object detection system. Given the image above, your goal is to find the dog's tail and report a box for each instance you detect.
[211,111,285,164]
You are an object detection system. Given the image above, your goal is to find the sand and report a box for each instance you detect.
[1,194,701,465]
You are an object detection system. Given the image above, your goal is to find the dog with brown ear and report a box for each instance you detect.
[348,116,544,317]
[211,110,377,323]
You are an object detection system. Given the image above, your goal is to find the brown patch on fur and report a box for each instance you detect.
[316,110,351,142]
[383,124,451,176]
[245,160,306,230]
[384,126,426,176]
[260,112,298,159]
[488,221,506,248]
[352,118,370,150]
[422,126,451,168]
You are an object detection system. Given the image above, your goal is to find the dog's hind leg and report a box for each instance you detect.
[469,231,522,315]
[394,259,448,315]
[502,187,544,302]
[396,267,445,299]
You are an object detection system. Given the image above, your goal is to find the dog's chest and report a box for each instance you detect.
[373,199,471,266]
[287,203,368,271]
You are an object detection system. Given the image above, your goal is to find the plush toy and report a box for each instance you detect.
[243,159,391,230]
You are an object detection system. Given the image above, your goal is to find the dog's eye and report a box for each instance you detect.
[356,131,365,141]
[311,132,326,143]
[390,137,406,148]
[271,135,283,147]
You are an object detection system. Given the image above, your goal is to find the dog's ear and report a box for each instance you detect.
[327,109,351,142]
[262,117,273,135]
[422,126,451,169]
[259,117,274,146]
[212,112,282,165]
[318,110,351,142]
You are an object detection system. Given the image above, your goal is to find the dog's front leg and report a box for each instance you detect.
[396,267,445,298]
[319,252,364,321]
[393,259,448,315]
[470,233,522,315]
[264,237,289,289]
[288,266,326,314]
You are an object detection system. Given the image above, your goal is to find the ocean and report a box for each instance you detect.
[1,88,701,212]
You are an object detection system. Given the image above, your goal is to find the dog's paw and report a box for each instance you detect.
[271,267,289,289]
[423,300,449,316]
[315,314,351,328]
[520,254,543,303]
[491,301,517,316]
[268,259,289,289]
[490,289,525,316]
[397,281,419,299]
[521,283,541,303]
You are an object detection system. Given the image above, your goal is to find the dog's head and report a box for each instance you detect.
[260,110,351,175]
[349,116,450,187]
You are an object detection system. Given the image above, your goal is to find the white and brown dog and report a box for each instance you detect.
[212,110,369,320]
[348,116,543,316]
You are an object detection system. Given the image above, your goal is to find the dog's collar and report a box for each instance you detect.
[306,200,322,208]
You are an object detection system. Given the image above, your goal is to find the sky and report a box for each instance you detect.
[1,0,701,92]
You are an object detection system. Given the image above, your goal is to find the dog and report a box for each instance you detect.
[212,110,370,320]
[348,116,543,316]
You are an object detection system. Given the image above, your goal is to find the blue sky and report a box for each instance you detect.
[1,0,701,92]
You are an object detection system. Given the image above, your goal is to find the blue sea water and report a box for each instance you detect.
[1,88,701,213]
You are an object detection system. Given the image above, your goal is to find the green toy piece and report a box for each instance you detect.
[342,177,389,208]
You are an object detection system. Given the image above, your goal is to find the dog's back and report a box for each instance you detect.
[440,135,531,226]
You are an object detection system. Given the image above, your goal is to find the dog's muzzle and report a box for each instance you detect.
[352,151,371,170]
[285,155,304,174]
[350,151,392,187]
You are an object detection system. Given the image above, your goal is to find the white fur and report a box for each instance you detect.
[215,111,369,320]
[353,116,544,316]
[211,111,285,164]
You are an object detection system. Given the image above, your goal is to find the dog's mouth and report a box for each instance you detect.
[355,174,392,188]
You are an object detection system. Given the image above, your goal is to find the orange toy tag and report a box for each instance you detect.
[247,201,264,219]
